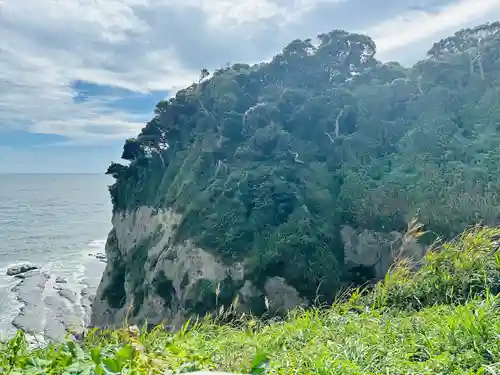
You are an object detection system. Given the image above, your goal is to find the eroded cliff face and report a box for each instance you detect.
[340,225,425,280]
[90,211,285,329]
[91,207,424,329]
[91,22,500,328]
[91,207,310,328]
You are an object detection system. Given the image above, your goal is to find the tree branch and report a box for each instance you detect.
[335,107,345,138]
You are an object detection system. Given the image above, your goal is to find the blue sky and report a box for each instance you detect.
[1,0,499,173]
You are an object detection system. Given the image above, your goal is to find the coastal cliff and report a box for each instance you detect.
[91,22,500,328]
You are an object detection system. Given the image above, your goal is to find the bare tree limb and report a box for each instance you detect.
[416,75,424,95]
[289,150,304,164]
[335,107,345,137]
[324,132,335,143]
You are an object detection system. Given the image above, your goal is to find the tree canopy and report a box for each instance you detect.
[107,21,500,303]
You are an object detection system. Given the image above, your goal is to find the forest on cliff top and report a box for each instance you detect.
[107,21,500,303]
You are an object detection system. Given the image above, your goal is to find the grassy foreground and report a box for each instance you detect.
[2,227,500,374]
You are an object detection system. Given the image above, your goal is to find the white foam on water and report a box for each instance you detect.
[0,266,23,340]
[0,238,108,340]
[88,239,106,249]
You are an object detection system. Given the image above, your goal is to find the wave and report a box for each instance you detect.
[87,239,106,249]
[0,238,107,340]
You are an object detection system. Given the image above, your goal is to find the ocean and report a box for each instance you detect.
[0,174,113,339]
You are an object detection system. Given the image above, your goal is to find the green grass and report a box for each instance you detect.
[3,226,500,374]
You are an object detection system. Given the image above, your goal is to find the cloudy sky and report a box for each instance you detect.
[1,0,499,173]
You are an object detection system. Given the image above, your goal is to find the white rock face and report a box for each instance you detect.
[340,225,425,278]
[90,207,306,329]
[264,276,308,314]
[91,208,421,329]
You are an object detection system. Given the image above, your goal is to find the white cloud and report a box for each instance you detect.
[0,0,499,143]
[187,0,346,26]
[0,0,154,142]
[368,0,500,60]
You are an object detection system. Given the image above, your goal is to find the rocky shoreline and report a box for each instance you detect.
[5,253,106,342]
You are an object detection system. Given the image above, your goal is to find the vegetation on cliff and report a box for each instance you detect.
[105,21,500,312]
[3,226,500,374]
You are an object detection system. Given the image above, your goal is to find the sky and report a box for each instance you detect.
[1,0,500,173]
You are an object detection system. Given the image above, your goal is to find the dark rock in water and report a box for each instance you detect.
[7,263,39,276]
[80,288,94,319]
[43,293,85,341]
[94,253,107,262]
[9,267,101,342]
[12,271,50,333]
[55,276,67,284]
[14,269,41,280]
[56,286,78,304]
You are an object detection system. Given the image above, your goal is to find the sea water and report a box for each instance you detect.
[0,174,112,338]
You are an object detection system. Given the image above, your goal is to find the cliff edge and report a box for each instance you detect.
[91,22,500,328]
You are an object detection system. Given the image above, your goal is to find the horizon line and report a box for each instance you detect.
[0,172,107,175]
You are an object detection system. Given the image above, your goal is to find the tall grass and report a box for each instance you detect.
[366,226,500,310]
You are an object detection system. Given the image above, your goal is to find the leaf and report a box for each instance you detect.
[116,343,134,364]
[102,357,121,373]
[91,347,102,365]
[26,357,52,368]
[62,361,93,375]
[67,340,85,360]
[250,348,269,375]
